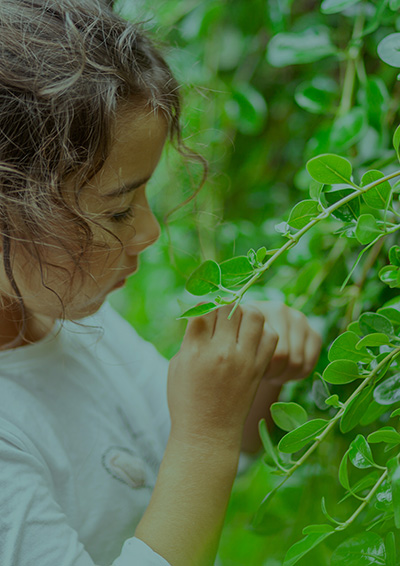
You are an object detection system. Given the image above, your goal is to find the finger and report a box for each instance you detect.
[303,328,322,376]
[182,305,218,345]
[254,321,279,375]
[285,311,308,379]
[237,305,266,355]
[212,303,243,341]
[263,311,290,377]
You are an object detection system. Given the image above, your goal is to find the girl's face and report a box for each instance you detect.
[0,108,167,345]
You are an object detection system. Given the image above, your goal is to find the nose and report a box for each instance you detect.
[125,203,161,256]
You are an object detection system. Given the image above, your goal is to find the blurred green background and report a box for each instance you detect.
[107,1,400,564]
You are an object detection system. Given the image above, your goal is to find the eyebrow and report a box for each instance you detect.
[103,176,151,199]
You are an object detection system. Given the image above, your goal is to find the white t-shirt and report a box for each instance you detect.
[0,300,254,565]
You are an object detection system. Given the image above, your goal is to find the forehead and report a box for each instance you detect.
[84,107,168,203]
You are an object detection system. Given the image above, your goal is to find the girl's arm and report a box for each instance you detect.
[135,303,279,566]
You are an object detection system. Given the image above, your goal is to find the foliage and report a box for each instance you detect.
[110,0,400,564]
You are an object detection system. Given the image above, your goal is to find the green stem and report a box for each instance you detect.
[270,347,400,493]
[335,469,388,531]
[227,169,400,311]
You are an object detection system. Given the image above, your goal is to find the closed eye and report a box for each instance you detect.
[110,206,135,223]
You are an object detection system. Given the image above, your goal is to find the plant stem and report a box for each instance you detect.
[335,469,388,530]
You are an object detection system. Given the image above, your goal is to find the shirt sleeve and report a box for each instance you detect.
[0,434,171,566]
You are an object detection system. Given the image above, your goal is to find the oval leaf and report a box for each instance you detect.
[270,402,308,432]
[306,153,352,184]
[323,360,360,384]
[331,532,386,565]
[374,373,400,405]
[278,419,329,453]
[368,427,400,445]
[355,214,382,245]
[356,333,390,349]
[219,256,253,288]
[359,312,394,336]
[360,170,392,209]
[186,260,221,296]
[328,331,373,363]
[287,200,320,229]
[348,435,376,469]
[178,302,220,319]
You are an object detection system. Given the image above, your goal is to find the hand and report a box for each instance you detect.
[246,301,322,386]
[167,304,279,448]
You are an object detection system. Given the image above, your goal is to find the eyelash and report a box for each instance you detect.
[110,206,135,224]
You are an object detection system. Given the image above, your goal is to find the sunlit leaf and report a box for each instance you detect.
[387,456,400,528]
[185,260,221,295]
[322,360,360,384]
[278,419,329,453]
[306,153,352,184]
[359,312,394,336]
[270,402,308,432]
[356,333,390,349]
[220,256,254,288]
[331,532,386,565]
[267,26,336,67]
[378,33,400,68]
[355,214,382,245]
[287,200,320,229]
[368,427,400,445]
[348,435,376,469]
[360,170,392,209]
[178,302,220,319]
[283,529,335,566]
[328,331,373,363]
[340,386,374,433]
[374,373,400,405]
[321,0,362,14]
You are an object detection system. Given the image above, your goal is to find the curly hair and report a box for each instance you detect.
[0,0,183,348]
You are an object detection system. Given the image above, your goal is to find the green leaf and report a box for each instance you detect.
[186,260,221,296]
[178,302,220,319]
[322,360,360,384]
[356,333,390,349]
[379,265,400,288]
[388,456,400,528]
[348,435,376,469]
[278,419,329,453]
[378,33,400,68]
[256,246,267,264]
[360,170,392,209]
[267,26,336,67]
[323,187,361,222]
[360,400,391,426]
[283,529,335,566]
[294,76,337,114]
[270,402,308,432]
[389,245,400,267]
[325,394,341,408]
[219,256,253,288]
[374,373,400,405]
[287,200,320,229]
[339,449,350,490]
[355,214,382,245]
[368,427,400,445]
[385,532,397,566]
[393,124,400,163]
[347,321,362,335]
[306,153,352,184]
[377,307,400,327]
[390,0,400,10]
[391,408,400,418]
[340,386,374,434]
[331,532,386,565]
[302,524,335,534]
[359,312,394,336]
[259,418,281,469]
[340,471,381,502]
[330,107,367,150]
[321,0,362,14]
[328,331,373,363]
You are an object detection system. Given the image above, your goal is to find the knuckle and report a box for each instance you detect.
[244,305,265,323]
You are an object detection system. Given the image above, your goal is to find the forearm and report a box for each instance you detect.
[241,380,282,454]
[134,434,241,566]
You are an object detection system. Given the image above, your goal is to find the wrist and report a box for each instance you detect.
[168,426,243,457]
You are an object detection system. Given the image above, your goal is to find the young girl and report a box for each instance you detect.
[0,1,322,565]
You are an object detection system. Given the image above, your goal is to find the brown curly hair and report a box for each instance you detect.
[0,0,183,348]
